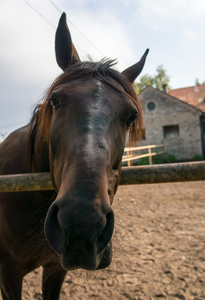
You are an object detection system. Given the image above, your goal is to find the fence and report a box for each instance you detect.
[122,145,166,166]
[0,161,205,193]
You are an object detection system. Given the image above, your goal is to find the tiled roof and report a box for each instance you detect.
[168,84,205,111]
[197,101,205,112]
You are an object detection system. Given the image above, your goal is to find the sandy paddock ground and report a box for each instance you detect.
[1,181,205,299]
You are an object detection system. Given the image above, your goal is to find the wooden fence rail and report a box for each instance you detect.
[0,161,205,193]
[122,145,166,166]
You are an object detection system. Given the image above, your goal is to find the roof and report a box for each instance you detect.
[168,84,205,111]
[138,85,202,113]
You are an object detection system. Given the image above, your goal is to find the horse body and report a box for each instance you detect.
[0,13,148,299]
[0,126,64,299]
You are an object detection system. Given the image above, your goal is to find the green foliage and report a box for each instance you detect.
[133,154,203,165]
[191,154,203,161]
[195,78,205,85]
[136,154,176,165]
[134,74,155,94]
[134,65,171,94]
[152,154,176,164]
[0,132,7,143]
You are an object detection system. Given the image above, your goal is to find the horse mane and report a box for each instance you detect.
[28,59,143,163]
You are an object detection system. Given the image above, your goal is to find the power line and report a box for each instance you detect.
[23,0,87,56]
[23,0,106,57]
[24,0,55,29]
[48,0,61,14]
[48,0,105,56]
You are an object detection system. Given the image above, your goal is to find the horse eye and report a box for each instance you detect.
[50,97,61,109]
[127,112,138,128]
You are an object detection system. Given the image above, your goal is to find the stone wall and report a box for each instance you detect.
[137,86,202,160]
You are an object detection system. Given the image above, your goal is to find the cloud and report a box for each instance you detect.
[69,10,136,70]
[0,0,205,137]
[0,0,138,136]
[0,0,60,87]
[182,27,202,44]
[138,0,205,24]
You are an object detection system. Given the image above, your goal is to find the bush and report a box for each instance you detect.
[136,154,176,165]
[191,154,203,161]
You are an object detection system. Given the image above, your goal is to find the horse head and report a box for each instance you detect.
[44,13,149,271]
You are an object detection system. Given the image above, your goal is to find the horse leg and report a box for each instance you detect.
[0,262,23,300]
[42,264,67,300]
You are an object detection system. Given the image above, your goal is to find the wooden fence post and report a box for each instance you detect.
[148,147,152,165]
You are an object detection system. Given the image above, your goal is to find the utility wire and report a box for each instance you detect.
[48,0,61,14]
[24,0,105,57]
[23,0,87,56]
[48,0,105,56]
[24,0,55,29]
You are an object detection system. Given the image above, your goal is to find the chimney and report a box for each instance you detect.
[162,84,167,93]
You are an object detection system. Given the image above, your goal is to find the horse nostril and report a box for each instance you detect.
[44,203,64,254]
[97,210,114,254]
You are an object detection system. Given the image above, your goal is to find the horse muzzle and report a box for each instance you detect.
[44,196,114,270]
[60,239,113,271]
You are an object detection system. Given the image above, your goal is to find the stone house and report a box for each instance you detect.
[137,86,203,160]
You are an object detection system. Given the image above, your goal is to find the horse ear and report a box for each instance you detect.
[122,49,149,83]
[55,12,80,71]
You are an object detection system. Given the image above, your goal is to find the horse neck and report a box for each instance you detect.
[29,124,50,173]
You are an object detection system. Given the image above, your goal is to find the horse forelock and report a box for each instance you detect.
[29,60,142,159]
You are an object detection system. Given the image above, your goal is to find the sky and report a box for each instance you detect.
[0,0,205,139]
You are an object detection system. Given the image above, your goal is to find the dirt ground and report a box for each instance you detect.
[3,181,205,299]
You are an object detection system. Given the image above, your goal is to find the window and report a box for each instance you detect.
[147,101,156,111]
[163,125,179,138]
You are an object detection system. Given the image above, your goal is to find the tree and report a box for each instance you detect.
[195,78,205,85]
[134,65,170,94]
[0,132,7,142]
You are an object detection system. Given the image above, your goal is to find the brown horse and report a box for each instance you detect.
[0,13,148,300]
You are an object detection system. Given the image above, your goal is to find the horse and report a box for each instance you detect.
[0,13,148,300]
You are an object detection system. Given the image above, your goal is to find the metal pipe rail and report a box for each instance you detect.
[0,161,205,193]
